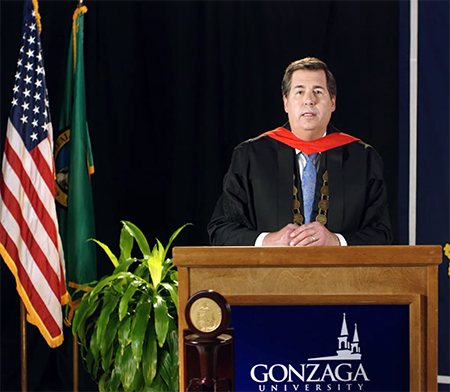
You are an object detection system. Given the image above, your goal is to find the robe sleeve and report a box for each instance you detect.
[341,145,393,245]
[207,143,261,246]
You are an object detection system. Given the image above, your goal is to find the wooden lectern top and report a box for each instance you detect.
[173,245,442,267]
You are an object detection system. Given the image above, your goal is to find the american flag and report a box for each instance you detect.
[0,0,68,348]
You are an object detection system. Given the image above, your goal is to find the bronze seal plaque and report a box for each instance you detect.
[185,290,231,338]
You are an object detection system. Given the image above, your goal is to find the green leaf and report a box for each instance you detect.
[121,221,151,257]
[95,295,120,349]
[149,243,156,255]
[142,323,157,387]
[160,257,175,283]
[154,238,165,260]
[89,271,150,300]
[101,313,120,373]
[159,349,177,390]
[160,282,178,313]
[89,322,101,378]
[79,318,96,355]
[166,320,179,391]
[134,262,151,283]
[88,272,132,299]
[150,374,167,392]
[130,365,145,392]
[98,372,109,392]
[169,268,178,282]
[85,348,94,376]
[147,255,163,288]
[72,295,100,344]
[109,368,121,392]
[119,224,134,264]
[71,280,98,297]
[89,238,119,267]
[112,277,127,295]
[116,344,138,391]
[131,299,152,363]
[113,257,138,274]
[118,283,138,321]
[162,223,192,261]
[117,313,132,352]
[167,318,179,361]
[153,294,169,347]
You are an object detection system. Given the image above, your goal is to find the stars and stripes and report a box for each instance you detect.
[0,0,68,348]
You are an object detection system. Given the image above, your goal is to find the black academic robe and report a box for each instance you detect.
[207,125,393,246]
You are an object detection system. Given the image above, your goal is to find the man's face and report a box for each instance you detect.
[283,69,336,141]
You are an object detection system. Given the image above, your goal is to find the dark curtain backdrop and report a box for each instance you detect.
[1,1,399,390]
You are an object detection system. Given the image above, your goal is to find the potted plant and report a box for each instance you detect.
[72,220,190,391]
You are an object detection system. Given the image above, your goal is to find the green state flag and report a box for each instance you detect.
[55,5,96,311]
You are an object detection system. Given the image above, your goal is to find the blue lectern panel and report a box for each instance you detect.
[230,305,409,392]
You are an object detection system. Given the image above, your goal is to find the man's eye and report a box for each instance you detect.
[314,90,323,94]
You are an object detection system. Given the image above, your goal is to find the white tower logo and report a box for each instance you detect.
[308,313,362,361]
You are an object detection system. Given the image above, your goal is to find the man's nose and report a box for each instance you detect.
[303,91,316,105]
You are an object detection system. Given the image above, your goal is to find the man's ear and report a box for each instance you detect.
[331,95,336,112]
[283,95,288,113]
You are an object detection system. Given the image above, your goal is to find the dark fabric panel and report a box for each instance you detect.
[1,2,399,390]
[398,0,411,246]
[416,1,450,386]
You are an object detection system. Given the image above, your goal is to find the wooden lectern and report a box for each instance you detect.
[173,245,441,392]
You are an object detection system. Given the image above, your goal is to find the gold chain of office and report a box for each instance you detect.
[292,170,329,225]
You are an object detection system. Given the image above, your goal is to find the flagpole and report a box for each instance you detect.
[59,3,96,391]
[71,7,85,392]
[20,301,27,392]
[73,333,79,392]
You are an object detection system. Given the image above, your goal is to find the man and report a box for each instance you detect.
[208,57,392,246]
